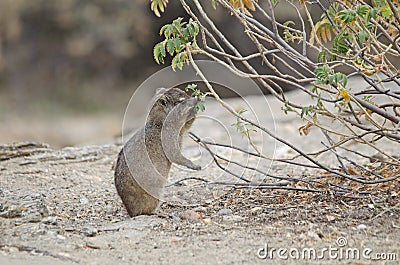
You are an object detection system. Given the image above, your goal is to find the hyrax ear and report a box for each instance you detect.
[155,87,170,96]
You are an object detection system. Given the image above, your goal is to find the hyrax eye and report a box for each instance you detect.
[159,98,167,106]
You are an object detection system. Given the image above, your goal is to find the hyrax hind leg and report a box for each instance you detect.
[114,152,161,217]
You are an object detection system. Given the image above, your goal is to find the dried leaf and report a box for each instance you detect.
[309,29,315,45]
[298,121,314,136]
[243,0,255,11]
[387,25,399,37]
[374,64,386,73]
[321,27,327,42]
[326,26,332,41]
[340,89,350,103]
[346,166,359,175]
[361,69,376,76]
[372,54,382,62]
[229,0,258,15]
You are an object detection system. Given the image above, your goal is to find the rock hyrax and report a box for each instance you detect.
[114,87,201,217]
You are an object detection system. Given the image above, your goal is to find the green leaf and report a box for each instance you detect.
[337,10,357,24]
[188,24,195,37]
[182,28,190,40]
[356,5,369,17]
[282,101,293,114]
[159,24,169,36]
[172,17,185,31]
[313,113,317,123]
[372,0,386,8]
[327,72,348,87]
[368,8,377,20]
[238,109,248,115]
[340,74,348,87]
[153,42,165,64]
[314,65,330,81]
[193,21,199,35]
[301,105,315,118]
[161,24,174,38]
[160,40,167,57]
[166,39,175,55]
[358,31,369,44]
[173,38,182,52]
[154,17,200,66]
[283,20,295,27]
[171,51,188,71]
[211,0,218,9]
[332,33,350,55]
[317,51,327,63]
[194,101,205,113]
[380,5,393,19]
[186,83,197,91]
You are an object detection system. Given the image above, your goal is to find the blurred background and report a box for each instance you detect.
[0,0,307,148]
[0,0,192,147]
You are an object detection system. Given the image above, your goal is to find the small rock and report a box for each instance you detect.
[307,231,321,241]
[80,196,89,205]
[80,227,98,237]
[326,215,336,221]
[6,247,19,253]
[41,216,58,225]
[34,229,47,236]
[23,193,49,216]
[47,231,58,238]
[57,252,71,259]
[24,212,42,223]
[0,205,25,218]
[85,237,110,249]
[202,218,212,225]
[216,208,233,216]
[250,207,262,213]
[56,235,66,241]
[103,216,166,232]
[105,204,114,215]
[193,206,207,213]
[170,236,183,243]
[222,215,244,223]
[169,212,181,222]
[357,224,367,230]
[179,209,203,221]
[19,160,37,166]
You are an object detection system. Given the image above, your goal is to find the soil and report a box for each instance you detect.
[0,93,399,265]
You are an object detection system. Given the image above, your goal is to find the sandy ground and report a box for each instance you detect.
[0,93,399,265]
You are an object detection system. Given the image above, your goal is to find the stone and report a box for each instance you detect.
[80,227,98,237]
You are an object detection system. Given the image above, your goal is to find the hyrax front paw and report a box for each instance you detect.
[187,162,201,171]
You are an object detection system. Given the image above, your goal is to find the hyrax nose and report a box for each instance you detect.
[187,97,199,106]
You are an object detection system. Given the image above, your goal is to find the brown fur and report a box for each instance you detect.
[114,88,200,217]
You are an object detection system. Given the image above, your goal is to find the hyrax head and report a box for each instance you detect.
[148,87,198,126]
